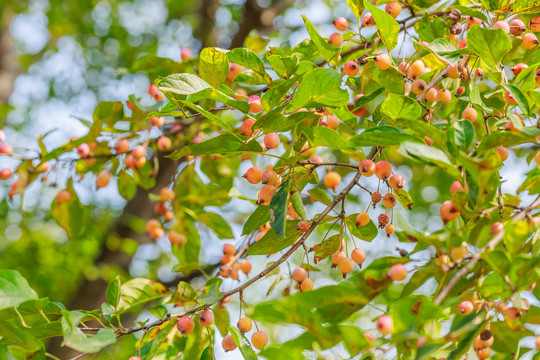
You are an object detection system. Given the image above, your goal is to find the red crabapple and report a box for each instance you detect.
[493,20,510,33]
[328,33,343,46]
[324,171,341,190]
[467,16,482,30]
[248,96,263,113]
[374,53,392,71]
[351,248,366,266]
[77,143,90,157]
[222,335,237,351]
[505,90,517,104]
[388,264,407,281]
[458,301,474,315]
[0,168,12,180]
[450,180,466,194]
[344,61,360,76]
[237,317,253,333]
[150,117,164,127]
[177,316,195,334]
[244,167,263,184]
[129,357,141,360]
[359,159,375,176]
[241,119,256,137]
[509,19,525,35]
[0,129,4,142]
[377,315,394,335]
[440,200,460,222]
[462,107,477,122]
[356,212,370,226]
[385,2,401,18]
[512,63,528,76]
[536,151,540,165]
[157,136,172,151]
[389,174,405,190]
[490,222,503,234]
[362,14,375,27]
[497,146,509,161]
[334,17,349,31]
[264,133,280,149]
[375,161,392,180]
[292,267,307,283]
[180,48,192,61]
[199,310,214,327]
[251,331,269,349]
[530,16,540,32]
[522,33,539,49]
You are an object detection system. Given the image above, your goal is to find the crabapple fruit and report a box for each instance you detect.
[509,19,525,35]
[389,174,405,190]
[512,63,528,76]
[530,16,540,32]
[157,136,172,151]
[458,301,474,315]
[375,160,392,180]
[440,200,460,222]
[77,143,90,157]
[240,259,252,274]
[362,14,375,27]
[199,310,214,327]
[222,334,237,351]
[490,222,503,234]
[177,316,195,334]
[374,53,392,70]
[377,315,394,335]
[258,185,276,204]
[385,2,401,18]
[382,193,396,208]
[496,146,509,161]
[264,133,280,149]
[241,119,256,136]
[56,189,71,204]
[326,115,340,130]
[251,331,268,349]
[334,17,349,31]
[292,268,307,283]
[180,48,192,61]
[385,224,395,236]
[296,220,310,232]
[237,317,253,333]
[462,107,477,122]
[169,231,186,246]
[244,167,263,184]
[96,171,111,188]
[388,264,407,281]
[324,171,341,190]
[300,277,314,291]
[450,244,468,261]
[493,20,510,33]
[356,212,370,226]
[115,138,130,154]
[411,79,427,95]
[425,88,437,102]
[338,257,354,276]
[436,89,451,105]
[248,96,263,113]
[359,159,376,176]
[344,61,359,76]
[351,248,366,266]
[523,33,539,49]
[328,33,343,46]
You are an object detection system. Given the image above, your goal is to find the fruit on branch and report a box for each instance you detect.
[458,300,474,315]
[168,231,186,246]
[371,191,382,205]
[466,16,482,30]
[244,167,263,184]
[300,277,314,291]
[264,133,280,150]
[382,193,396,208]
[338,257,354,277]
[115,138,130,154]
[385,224,394,236]
[180,48,192,61]
[478,329,494,347]
[356,212,370,226]
[359,159,376,176]
[222,335,237,351]
[219,265,233,277]
[377,315,394,335]
[511,63,528,76]
[450,244,468,261]
[450,180,467,194]
[496,146,509,161]
[241,119,256,137]
[389,174,405,190]
[504,90,517,104]
[132,145,146,159]
[462,107,477,122]
[150,117,164,127]
[262,170,278,185]
[388,264,407,281]
[508,20,525,37]
[77,143,90,158]
[0,167,12,181]
[362,14,375,27]
[326,115,340,130]
[476,347,490,360]
[56,189,71,204]
[223,243,237,256]
[385,2,401,18]
[407,60,425,79]
[456,86,465,97]
[157,136,172,151]
[425,88,437,102]
[251,331,269,349]
[375,161,392,180]
[96,171,111,189]
[344,61,360,77]
[227,62,244,81]
[292,267,307,283]
[199,310,214,327]
[440,200,460,222]
[378,213,390,228]
[436,89,451,105]
[177,316,195,334]
[248,96,263,113]
[450,22,462,35]
[159,187,175,201]
[238,317,253,332]
[530,16,540,32]
[258,185,276,205]
[493,20,510,34]
[328,33,343,46]
[411,79,426,95]
[296,220,310,232]
[240,259,252,274]
[333,17,349,31]
[324,171,341,190]
[522,33,539,49]
[331,251,347,267]
[490,222,503,235]
[374,53,392,71]
[448,9,461,22]
[506,307,520,319]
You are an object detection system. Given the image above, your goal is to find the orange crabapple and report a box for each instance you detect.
[476,348,490,360]
[522,33,539,49]
[244,167,263,184]
[374,53,392,70]
[264,133,280,149]
[96,171,111,188]
[56,189,71,204]
[362,14,375,27]
[493,20,510,33]
[241,118,256,137]
[407,60,425,78]
[240,259,252,274]
[450,244,468,261]
[450,180,467,194]
[157,136,172,151]
[324,171,341,190]
[333,17,349,31]
[511,63,528,76]
[227,62,244,81]
[300,277,314,291]
[338,257,355,276]
[248,96,263,113]
[251,331,269,349]
[440,200,460,222]
[331,251,347,267]
[359,159,376,176]
[436,89,451,105]
[223,243,236,256]
[385,2,401,18]
[177,316,195,334]
[385,224,395,236]
[344,61,360,76]
[425,88,437,102]
[462,107,477,122]
[388,264,407,281]
[411,79,426,95]
[328,33,343,46]
[258,185,276,204]
[296,220,310,232]
[168,231,186,246]
[159,187,175,201]
[237,317,253,333]
[490,222,503,234]
[351,248,366,266]
[132,145,146,158]
[356,212,370,226]
[292,267,307,283]
[466,16,482,30]
[115,138,130,154]
[262,170,278,185]
[497,146,509,161]
[389,174,405,190]
[530,16,540,32]
[382,193,397,208]
[375,160,392,180]
[326,115,340,130]
[222,335,237,352]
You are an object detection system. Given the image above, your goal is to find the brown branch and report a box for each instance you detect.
[434,195,540,305]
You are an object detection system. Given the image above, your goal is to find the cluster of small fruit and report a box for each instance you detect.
[144,186,188,247]
[218,243,252,280]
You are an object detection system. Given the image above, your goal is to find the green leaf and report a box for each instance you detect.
[270,179,291,238]
[395,189,414,210]
[287,68,349,112]
[512,0,540,13]
[61,311,116,353]
[308,188,332,206]
[346,215,378,241]
[116,279,171,314]
[503,84,531,117]
[518,168,540,194]
[349,127,422,147]
[290,191,307,221]
[158,73,212,95]
[228,326,258,360]
[198,278,223,304]
[415,38,465,65]
[248,221,300,255]
[0,271,38,310]
[198,212,234,239]
[477,131,535,154]
[399,142,461,178]
[314,234,342,262]
[353,87,384,109]
[345,0,362,18]
[199,48,229,88]
[400,119,446,145]
[301,15,340,63]
[453,120,474,149]
[302,126,349,149]
[226,48,271,84]
[379,94,422,121]
[242,205,270,235]
[416,13,449,42]
[117,171,137,200]
[167,134,263,159]
[106,275,121,310]
[359,61,405,94]
[266,53,301,79]
[364,0,399,50]
[467,26,512,70]
[51,180,86,238]
[261,78,297,112]
[213,304,230,337]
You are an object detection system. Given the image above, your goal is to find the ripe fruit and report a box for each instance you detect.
[511,63,528,76]
[385,2,401,18]
[160,187,175,201]
[326,115,340,130]
[530,16,540,32]
[440,200,460,222]
[240,259,252,274]
[411,79,426,95]
[222,334,237,351]
[458,300,474,315]
[506,307,521,319]
[300,277,314,291]
[331,251,347,266]
[129,357,141,360]
[425,88,437,102]
[237,317,253,333]
[436,89,451,105]
[462,107,477,122]
[244,167,263,184]
[248,96,263,113]
[493,20,510,33]
[56,189,71,204]
[450,180,466,194]
[446,64,460,79]
[382,193,396,208]
[227,62,244,81]
[324,171,341,190]
[241,119,256,137]
[374,53,392,71]
[157,136,172,151]
[150,117,164,127]
[359,159,376,176]
[262,170,278,185]
[497,146,509,161]
[177,316,195,334]
[0,168,12,181]
[407,60,425,78]
[132,145,146,159]
[375,160,392,180]
[292,268,307,283]
[467,16,482,30]
[338,257,354,276]
[180,48,192,61]
[490,222,503,234]
[478,329,494,348]
[344,61,359,76]
[389,174,405,190]
[509,19,525,35]
[296,220,310,232]
[258,185,276,205]
[334,17,349,31]
[356,212,370,226]
[169,231,186,246]
[223,243,237,256]
[523,33,539,49]
[77,143,90,157]
[385,224,395,236]
[456,86,465,97]
[96,171,111,188]
[505,90,517,104]
[388,264,407,281]
[264,133,280,149]
[476,347,490,360]
[351,248,366,266]
[328,33,343,46]
[362,14,375,27]
[199,310,214,327]
[251,331,269,349]
[127,101,135,110]
[377,315,394,335]
[115,138,130,154]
